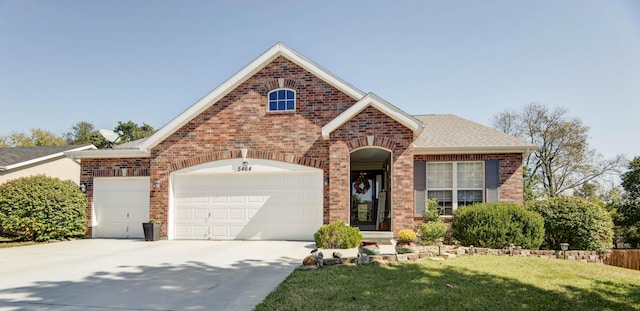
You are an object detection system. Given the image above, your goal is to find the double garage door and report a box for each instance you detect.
[172,171,323,240]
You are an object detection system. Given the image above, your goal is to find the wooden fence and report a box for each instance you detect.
[607,250,640,270]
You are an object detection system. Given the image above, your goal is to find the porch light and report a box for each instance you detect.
[154,179,162,189]
[324,177,330,187]
[560,243,569,259]
[79,183,87,193]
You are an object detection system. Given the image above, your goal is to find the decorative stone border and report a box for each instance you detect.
[300,245,606,268]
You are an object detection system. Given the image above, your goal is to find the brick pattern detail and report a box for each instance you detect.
[264,78,300,91]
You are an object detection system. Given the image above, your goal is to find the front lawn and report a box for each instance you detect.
[256,256,640,311]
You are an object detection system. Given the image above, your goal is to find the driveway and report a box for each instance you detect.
[0,239,313,311]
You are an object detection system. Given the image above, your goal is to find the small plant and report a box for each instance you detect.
[314,221,362,249]
[397,229,417,242]
[419,222,448,244]
[148,219,161,224]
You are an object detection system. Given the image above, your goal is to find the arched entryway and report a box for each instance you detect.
[349,147,392,231]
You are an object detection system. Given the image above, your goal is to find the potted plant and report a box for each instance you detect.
[142,219,161,241]
[395,229,418,254]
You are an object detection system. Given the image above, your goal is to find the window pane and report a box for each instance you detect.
[286,90,294,99]
[277,90,285,99]
[427,163,453,188]
[286,100,294,110]
[457,162,483,188]
[269,101,277,111]
[458,190,483,206]
[269,92,277,100]
[428,190,453,215]
[277,100,285,110]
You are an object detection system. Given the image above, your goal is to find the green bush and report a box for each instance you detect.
[528,196,614,252]
[419,221,448,244]
[0,175,87,242]
[314,221,362,249]
[451,203,545,249]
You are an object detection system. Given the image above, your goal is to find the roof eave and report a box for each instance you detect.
[65,149,150,159]
[322,93,424,140]
[3,145,96,171]
[413,145,538,155]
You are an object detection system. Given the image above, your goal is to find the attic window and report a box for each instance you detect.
[268,89,295,111]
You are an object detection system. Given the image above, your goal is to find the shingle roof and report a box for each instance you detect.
[412,114,537,154]
[0,145,95,170]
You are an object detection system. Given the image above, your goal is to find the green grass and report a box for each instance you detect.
[256,256,640,311]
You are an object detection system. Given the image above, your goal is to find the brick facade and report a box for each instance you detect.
[78,53,528,239]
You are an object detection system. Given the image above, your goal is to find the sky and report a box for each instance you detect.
[0,1,639,159]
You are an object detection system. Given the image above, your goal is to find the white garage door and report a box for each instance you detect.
[92,177,150,238]
[171,161,322,240]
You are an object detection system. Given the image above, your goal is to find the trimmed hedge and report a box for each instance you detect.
[0,175,87,241]
[419,221,448,244]
[528,196,613,252]
[314,221,363,249]
[451,203,545,249]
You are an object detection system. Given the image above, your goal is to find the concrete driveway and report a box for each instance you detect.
[0,239,313,311]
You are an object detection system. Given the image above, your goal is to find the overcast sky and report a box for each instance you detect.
[1,1,638,159]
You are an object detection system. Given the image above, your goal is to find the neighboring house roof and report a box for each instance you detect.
[412,114,537,154]
[65,138,150,159]
[0,145,96,171]
[322,93,423,140]
[138,42,367,152]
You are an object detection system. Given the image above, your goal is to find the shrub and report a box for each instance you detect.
[419,221,448,244]
[419,198,448,244]
[397,229,417,242]
[0,175,87,242]
[451,203,545,249]
[528,196,614,252]
[314,221,362,249]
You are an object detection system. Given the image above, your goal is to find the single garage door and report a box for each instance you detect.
[92,177,150,238]
[171,161,322,240]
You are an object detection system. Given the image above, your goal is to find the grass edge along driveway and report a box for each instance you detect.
[256,255,640,311]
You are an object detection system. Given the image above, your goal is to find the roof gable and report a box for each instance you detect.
[0,145,95,171]
[140,42,366,151]
[321,93,423,140]
[412,114,537,154]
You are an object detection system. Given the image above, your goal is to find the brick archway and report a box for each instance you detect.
[345,136,398,152]
[169,149,324,172]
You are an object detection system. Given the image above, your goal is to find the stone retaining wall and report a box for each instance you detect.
[305,245,606,268]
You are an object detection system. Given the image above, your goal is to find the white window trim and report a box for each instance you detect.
[426,161,485,214]
[267,88,296,112]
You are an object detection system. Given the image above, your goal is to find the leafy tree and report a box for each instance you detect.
[64,121,108,148]
[493,103,624,197]
[114,121,155,143]
[614,157,640,248]
[0,129,67,147]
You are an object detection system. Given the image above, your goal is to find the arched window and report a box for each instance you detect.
[268,89,295,111]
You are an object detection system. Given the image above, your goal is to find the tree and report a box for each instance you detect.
[114,121,155,143]
[492,103,624,197]
[614,157,640,248]
[64,121,108,148]
[0,129,67,147]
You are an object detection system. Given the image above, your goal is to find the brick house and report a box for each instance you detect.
[67,43,535,240]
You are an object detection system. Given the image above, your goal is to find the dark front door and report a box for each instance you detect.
[350,171,385,231]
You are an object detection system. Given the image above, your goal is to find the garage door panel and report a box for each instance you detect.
[93,178,150,239]
[172,170,322,240]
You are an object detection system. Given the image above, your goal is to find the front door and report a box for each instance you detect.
[350,171,385,231]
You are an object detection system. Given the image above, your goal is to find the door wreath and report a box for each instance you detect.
[354,175,371,194]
